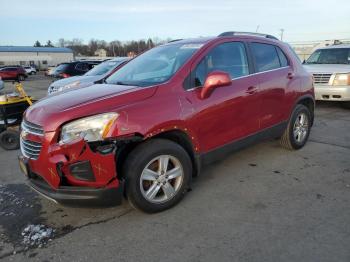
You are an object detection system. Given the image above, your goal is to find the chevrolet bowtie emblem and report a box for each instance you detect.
[20,130,28,139]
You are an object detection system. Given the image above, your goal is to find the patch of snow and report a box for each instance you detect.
[21,224,55,247]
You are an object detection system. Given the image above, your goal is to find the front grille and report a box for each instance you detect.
[20,138,42,160]
[313,73,332,84]
[20,120,44,160]
[21,120,44,136]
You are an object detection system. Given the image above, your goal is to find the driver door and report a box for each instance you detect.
[186,41,261,152]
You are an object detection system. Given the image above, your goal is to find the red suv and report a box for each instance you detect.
[19,32,314,213]
[0,66,27,81]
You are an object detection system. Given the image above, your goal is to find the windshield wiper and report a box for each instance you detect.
[115,81,139,86]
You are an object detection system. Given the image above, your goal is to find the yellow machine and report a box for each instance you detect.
[0,81,34,150]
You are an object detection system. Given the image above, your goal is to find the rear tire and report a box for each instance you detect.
[17,75,25,81]
[0,130,20,150]
[341,102,350,109]
[124,139,192,213]
[280,104,311,150]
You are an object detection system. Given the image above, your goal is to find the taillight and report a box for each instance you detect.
[61,73,70,78]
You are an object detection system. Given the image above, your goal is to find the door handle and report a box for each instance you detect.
[287,72,294,79]
[246,86,258,95]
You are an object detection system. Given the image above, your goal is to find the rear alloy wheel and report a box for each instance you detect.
[280,104,311,150]
[124,139,192,213]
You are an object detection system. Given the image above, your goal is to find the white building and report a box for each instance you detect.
[94,48,107,57]
[0,46,74,70]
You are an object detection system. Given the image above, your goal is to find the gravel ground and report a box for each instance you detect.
[0,73,349,262]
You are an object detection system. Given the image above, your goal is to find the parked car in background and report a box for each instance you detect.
[19,32,314,213]
[0,77,4,90]
[45,66,56,76]
[48,57,130,95]
[24,66,37,75]
[303,44,350,108]
[50,61,102,79]
[0,66,27,81]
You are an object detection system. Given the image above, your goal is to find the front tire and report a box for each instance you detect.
[280,104,311,150]
[124,139,192,213]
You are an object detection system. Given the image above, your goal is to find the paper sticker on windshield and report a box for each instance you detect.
[180,44,204,49]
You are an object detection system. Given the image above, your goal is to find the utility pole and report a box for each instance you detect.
[280,29,284,41]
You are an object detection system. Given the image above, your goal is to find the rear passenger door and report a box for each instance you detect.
[249,42,292,129]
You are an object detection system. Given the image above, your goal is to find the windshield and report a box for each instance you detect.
[106,43,202,87]
[85,60,125,76]
[305,48,350,64]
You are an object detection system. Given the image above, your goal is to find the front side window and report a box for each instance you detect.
[193,42,249,87]
[251,43,281,72]
[106,43,201,87]
[305,48,350,64]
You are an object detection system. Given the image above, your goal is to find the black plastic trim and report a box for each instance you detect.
[28,177,123,207]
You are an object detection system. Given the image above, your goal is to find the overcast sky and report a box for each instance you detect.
[1,0,349,45]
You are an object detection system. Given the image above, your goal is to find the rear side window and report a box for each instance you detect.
[251,43,280,72]
[75,63,89,71]
[193,42,249,87]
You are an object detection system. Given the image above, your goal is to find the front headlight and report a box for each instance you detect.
[60,113,119,144]
[332,73,350,86]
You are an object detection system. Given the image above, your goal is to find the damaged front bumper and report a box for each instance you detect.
[27,174,123,206]
[19,135,124,206]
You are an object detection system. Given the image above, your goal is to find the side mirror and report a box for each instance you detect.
[200,71,232,99]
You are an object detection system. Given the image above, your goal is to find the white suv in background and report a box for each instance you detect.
[24,66,37,75]
[303,44,350,108]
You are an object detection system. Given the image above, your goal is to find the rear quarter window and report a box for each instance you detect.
[276,47,289,67]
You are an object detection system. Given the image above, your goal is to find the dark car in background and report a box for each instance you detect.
[50,61,102,79]
[0,66,27,81]
[48,57,130,95]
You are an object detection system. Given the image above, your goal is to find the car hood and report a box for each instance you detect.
[303,64,350,74]
[50,75,102,87]
[25,84,157,131]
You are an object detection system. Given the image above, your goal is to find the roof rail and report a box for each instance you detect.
[168,39,183,43]
[218,31,279,41]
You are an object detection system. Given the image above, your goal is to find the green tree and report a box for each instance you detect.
[45,40,54,47]
[34,40,42,47]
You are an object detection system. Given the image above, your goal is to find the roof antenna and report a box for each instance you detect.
[279,29,285,41]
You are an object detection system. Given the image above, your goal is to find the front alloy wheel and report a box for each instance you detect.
[140,155,184,203]
[124,139,192,213]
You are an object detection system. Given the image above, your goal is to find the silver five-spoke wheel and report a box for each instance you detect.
[140,155,184,203]
[293,112,309,143]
